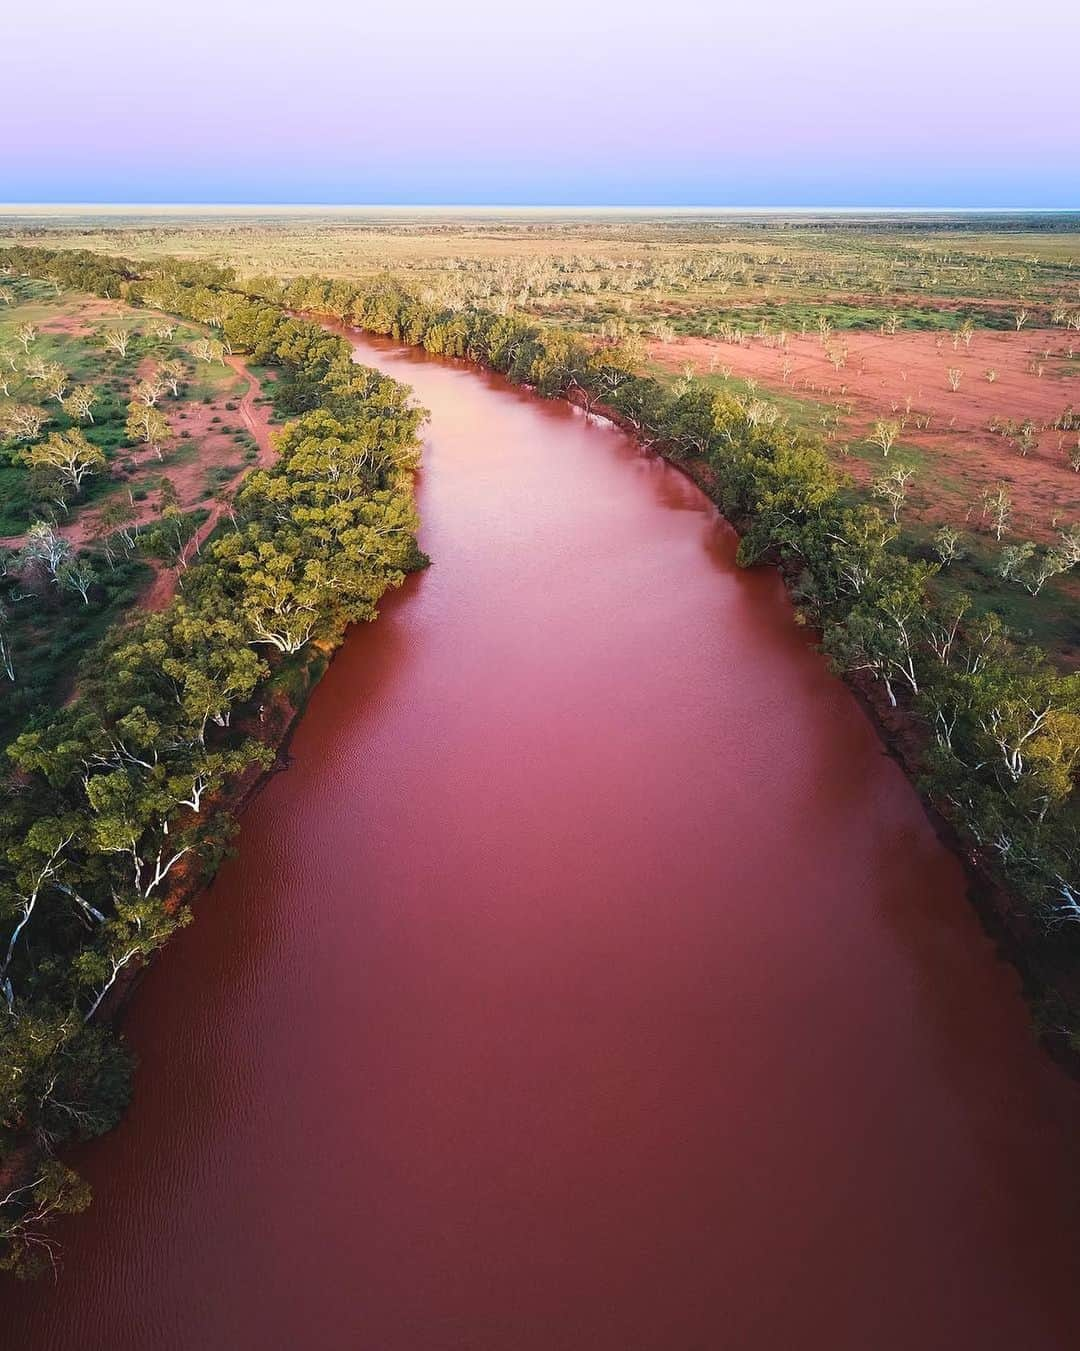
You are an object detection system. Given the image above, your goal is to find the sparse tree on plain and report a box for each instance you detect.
[870,418,901,457]
[982,483,1013,540]
[872,466,915,523]
[998,541,1035,582]
[15,323,37,353]
[132,376,166,407]
[932,524,966,566]
[22,522,71,581]
[999,529,1080,596]
[57,559,96,605]
[63,385,98,424]
[93,499,139,566]
[19,428,106,493]
[946,367,963,392]
[103,328,132,358]
[126,402,170,458]
[41,363,68,404]
[157,358,185,397]
[0,403,50,442]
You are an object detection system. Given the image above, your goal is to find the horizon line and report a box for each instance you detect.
[1,203,1079,215]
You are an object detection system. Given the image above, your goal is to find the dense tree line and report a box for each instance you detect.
[0,249,422,1274]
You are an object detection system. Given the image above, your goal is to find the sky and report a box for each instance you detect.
[5,0,1079,208]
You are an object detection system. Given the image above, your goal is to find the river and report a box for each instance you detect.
[7,331,1080,1350]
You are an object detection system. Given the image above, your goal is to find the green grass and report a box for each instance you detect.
[0,557,154,746]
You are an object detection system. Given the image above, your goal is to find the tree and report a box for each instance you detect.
[126,402,170,457]
[14,323,37,353]
[1004,528,1080,597]
[981,484,1012,541]
[872,466,915,523]
[22,523,71,582]
[63,384,98,424]
[0,403,50,442]
[869,419,901,457]
[0,1163,91,1279]
[824,561,936,706]
[586,336,644,406]
[41,363,69,404]
[998,542,1035,582]
[0,601,14,682]
[946,367,963,392]
[19,428,106,493]
[968,662,1080,817]
[0,348,17,396]
[932,524,966,566]
[93,499,139,567]
[103,328,132,358]
[77,899,189,1022]
[132,376,165,407]
[58,559,96,605]
[231,537,323,653]
[157,358,185,397]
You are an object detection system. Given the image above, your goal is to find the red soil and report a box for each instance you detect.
[35,295,132,338]
[1,357,275,612]
[650,329,1080,543]
[140,356,275,611]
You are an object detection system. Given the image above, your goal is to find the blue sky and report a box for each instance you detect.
[5,0,1079,206]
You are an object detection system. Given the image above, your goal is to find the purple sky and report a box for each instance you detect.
[5,0,1079,206]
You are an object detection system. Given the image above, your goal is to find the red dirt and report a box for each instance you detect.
[35,295,133,338]
[650,329,1080,543]
[140,356,275,611]
[1,357,276,612]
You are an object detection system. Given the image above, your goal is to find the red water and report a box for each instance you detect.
[8,333,1080,1350]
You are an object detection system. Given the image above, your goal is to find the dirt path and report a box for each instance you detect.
[140,357,275,611]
